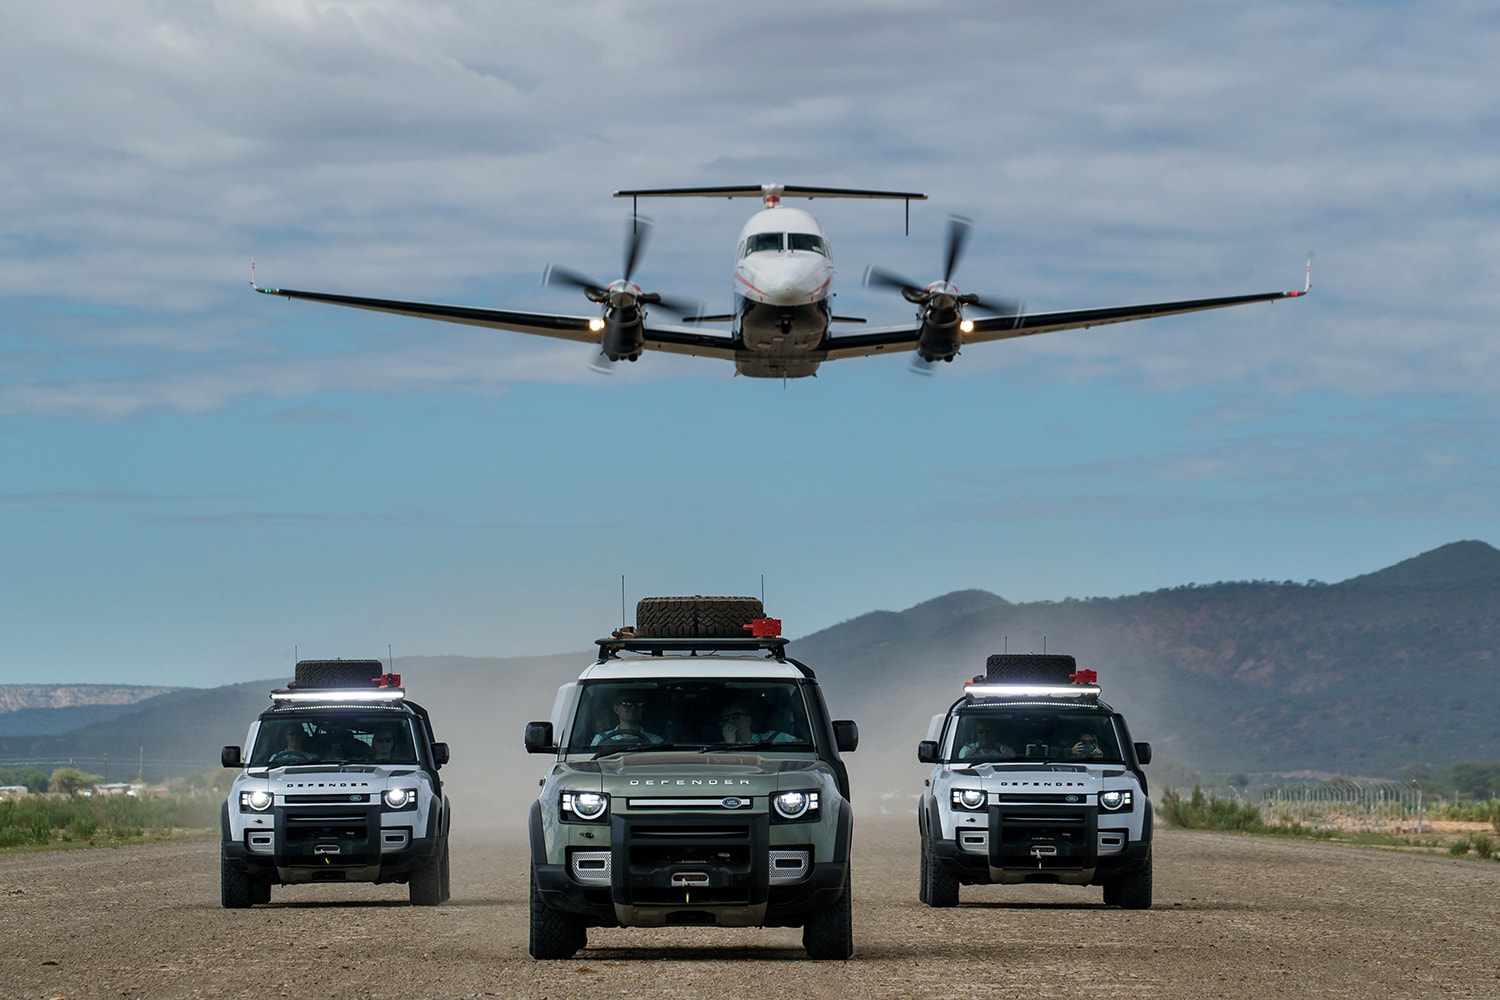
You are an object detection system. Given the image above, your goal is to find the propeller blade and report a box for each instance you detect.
[909,354,938,376]
[966,294,1024,317]
[864,264,924,299]
[622,216,652,282]
[944,215,972,282]
[589,348,617,375]
[543,264,607,300]
[639,291,704,319]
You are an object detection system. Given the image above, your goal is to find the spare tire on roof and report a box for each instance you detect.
[634,596,765,638]
[293,659,384,688]
[983,653,1078,683]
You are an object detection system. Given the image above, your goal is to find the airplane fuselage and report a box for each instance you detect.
[730,206,835,378]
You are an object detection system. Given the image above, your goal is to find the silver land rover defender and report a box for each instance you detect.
[524,597,859,960]
[219,659,452,907]
[918,653,1153,909]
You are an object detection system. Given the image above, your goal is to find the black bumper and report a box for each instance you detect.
[222,803,441,883]
[531,805,851,927]
[931,801,1151,885]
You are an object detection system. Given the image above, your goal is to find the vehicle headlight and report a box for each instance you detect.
[951,788,986,811]
[772,790,820,821]
[383,787,419,810]
[1099,789,1133,812]
[239,789,273,812]
[562,791,609,822]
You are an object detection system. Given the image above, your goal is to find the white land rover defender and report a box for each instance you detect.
[524,597,859,960]
[918,653,1153,909]
[219,659,452,908]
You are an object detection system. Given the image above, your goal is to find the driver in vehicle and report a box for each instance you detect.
[958,718,1015,759]
[592,692,664,745]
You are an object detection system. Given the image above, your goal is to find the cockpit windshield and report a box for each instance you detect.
[788,233,826,255]
[744,232,784,255]
[567,679,814,753]
[251,714,418,766]
[949,710,1120,763]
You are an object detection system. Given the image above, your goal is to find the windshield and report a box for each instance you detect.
[250,714,418,766]
[787,233,826,255]
[744,232,784,255]
[948,710,1120,763]
[567,679,813,753]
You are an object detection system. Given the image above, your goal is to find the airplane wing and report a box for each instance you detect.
[822,283,1309,362]
[251,284,741,361]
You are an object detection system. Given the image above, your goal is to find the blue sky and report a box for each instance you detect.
[3,1,1498,687]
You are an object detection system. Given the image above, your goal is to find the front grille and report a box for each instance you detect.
[286,793,371,804]
[613,814,769,907]
[276,805,378,867]
[990,804,1097,871]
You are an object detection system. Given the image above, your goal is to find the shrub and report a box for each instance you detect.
[1471,835,1494,860]
[1160,787,1265,832]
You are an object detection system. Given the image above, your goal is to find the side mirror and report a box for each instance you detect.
[917,740,940,764]
[524,721,556,754]
[832,720,859,753]
[430,742,450,768]
[221,746,243,768]
[1134,741,1152,766]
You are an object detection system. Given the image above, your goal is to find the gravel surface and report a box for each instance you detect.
[3,818,1498,999]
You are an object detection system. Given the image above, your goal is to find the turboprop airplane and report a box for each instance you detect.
[252,183,1310,379]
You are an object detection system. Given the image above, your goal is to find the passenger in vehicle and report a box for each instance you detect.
[1067,729,1106,759]
[370,724,403,761]
[958,718,1015,759]
[719,700,797,744]
[269,724,317,764]
[592,692,664,746]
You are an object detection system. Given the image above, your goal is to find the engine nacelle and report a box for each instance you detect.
[916,307,963,363]
[602,306,647,361]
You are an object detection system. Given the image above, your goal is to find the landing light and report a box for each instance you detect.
[960,318,974,334]
[588,317,606,333]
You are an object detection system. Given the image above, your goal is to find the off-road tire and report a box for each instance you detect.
[983,653,1079,683]
[439,832,452,903]
[922,831,959,908]
[634,596,765,638]
[529,865,587,959]
[1107,859,1152,909]
[409,835,446,906]
[293,659,384,688]
[220,854,263,909]
[918,826,930,905]
[802,868,854,960]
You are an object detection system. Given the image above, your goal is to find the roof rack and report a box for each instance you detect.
[595,634,790,661]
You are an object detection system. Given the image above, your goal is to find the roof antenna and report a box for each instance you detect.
[760,573,765,604]
[388,643,393,671]
[620,575,627,628]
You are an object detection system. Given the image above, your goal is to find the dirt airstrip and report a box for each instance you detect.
[3,817,1497,1000]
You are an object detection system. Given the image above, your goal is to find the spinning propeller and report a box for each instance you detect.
[544,218,699,372]
[864,215,1022,372]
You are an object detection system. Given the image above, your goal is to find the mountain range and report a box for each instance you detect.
[2,541,1497,797]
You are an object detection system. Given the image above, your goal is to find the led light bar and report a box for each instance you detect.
[963,683,1101,700]
[270,687,406,703]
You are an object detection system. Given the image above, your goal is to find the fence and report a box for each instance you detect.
[1258,779,1430,834]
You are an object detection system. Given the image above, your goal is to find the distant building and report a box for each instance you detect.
[0,785,28,798]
